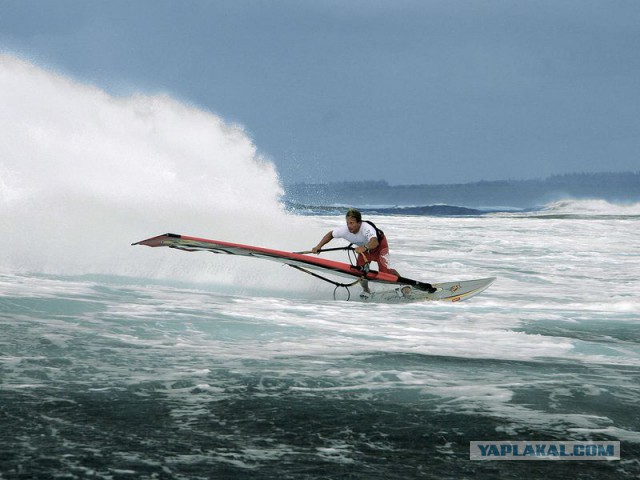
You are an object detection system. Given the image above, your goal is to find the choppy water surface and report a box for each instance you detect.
[1,210,639,479]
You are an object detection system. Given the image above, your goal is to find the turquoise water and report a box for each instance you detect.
[1,212,639,479]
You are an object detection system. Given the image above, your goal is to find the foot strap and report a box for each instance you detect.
[396,276,437,293]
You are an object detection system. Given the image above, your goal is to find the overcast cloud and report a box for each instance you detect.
[1,0,639,184]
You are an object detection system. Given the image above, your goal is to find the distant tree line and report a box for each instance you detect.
[285,172,640,208]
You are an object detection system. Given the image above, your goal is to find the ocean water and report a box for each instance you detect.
[2,208,640,479]
[2,55,640,479]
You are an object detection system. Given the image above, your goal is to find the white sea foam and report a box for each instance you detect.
[0,54,318,286]
[542,199,640,216]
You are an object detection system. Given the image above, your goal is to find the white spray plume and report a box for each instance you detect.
[0,54,317,288]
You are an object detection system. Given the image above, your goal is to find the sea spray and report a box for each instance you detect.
[0,54,315,289]
[541,199,640,216]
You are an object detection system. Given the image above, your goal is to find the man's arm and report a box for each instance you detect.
[354,237,379,254]
[311,231,334,254]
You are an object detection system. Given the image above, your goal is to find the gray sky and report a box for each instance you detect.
[1,0,639,185]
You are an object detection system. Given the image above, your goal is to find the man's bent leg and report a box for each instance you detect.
[356,254,371,293]
[375,243,400,278]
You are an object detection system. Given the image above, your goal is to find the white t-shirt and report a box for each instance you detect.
[332,222,377,246]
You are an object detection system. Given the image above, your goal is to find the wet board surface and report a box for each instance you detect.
[364,277,496,303]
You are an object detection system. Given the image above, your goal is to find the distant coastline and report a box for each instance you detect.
[285,172,640,208]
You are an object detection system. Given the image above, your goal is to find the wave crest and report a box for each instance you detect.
[542,199,640,216]
[0,54,308,280]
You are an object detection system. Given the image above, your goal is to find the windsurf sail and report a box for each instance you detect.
[132,233,435,291]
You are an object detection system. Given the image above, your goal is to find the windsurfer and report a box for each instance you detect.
[311,208,399,295]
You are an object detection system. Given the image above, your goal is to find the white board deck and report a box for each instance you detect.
[363,277,496,303]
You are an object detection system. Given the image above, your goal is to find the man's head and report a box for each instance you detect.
[346,208,362,234]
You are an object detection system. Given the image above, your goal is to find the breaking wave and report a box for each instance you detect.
[541,199,640,216]
[0,54,311,284]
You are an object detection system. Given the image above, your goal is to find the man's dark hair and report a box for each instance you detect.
[345,208,362,222]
